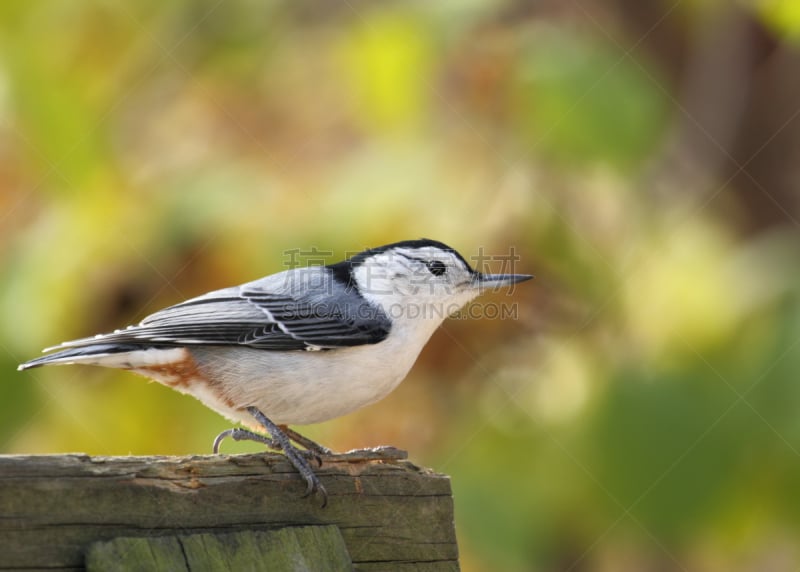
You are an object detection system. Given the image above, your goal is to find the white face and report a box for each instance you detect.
[352,246,480,323]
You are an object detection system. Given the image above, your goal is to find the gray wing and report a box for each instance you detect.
[56,267,391,352]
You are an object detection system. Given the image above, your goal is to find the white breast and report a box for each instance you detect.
[186,318,441,425]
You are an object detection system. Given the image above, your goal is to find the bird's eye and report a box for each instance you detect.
[426,260,447,276]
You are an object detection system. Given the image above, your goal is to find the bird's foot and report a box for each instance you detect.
[211,409,330,507]
[212,426,325,465]
[245,407,328,507]
[212,427,277,454]
[279,425,334,457]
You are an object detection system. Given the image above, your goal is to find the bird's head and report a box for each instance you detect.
[331,239,532,324]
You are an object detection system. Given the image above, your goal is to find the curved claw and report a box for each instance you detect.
[212,415,329,507]
[317,482,329,508]
[301,476,315,498]
[280,442,328,507]
[300,475,328,508]
[212,429,236,454]
[243,407,331,508]
[213,427,278,454]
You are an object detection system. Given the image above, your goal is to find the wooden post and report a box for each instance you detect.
[0,449,459,571]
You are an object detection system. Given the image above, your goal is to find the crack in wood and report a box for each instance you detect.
[0,453,459,570]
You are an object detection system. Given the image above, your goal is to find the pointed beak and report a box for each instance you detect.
[471,273,533,289]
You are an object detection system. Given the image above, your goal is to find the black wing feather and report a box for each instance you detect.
[54,276,391,352]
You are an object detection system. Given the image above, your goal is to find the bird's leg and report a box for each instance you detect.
[279,425,334,456]
[213,427,323,460]
[212,428,277,454]
[210,410,329,506]
[247,406,328,507]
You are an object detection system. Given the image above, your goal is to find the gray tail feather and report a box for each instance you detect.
[17,344,146,371]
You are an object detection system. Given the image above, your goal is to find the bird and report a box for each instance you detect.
[18,238,532,505]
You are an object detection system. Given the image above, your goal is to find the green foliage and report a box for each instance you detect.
[758,0,800,40]
[512,30,668,169]
[1,2,799,571]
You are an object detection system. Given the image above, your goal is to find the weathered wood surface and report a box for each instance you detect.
[86,526,353,571]
[0,450,459,571]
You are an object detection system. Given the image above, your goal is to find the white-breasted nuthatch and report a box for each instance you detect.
[18,238,532,505]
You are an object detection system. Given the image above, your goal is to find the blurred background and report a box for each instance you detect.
[2,1,800,570]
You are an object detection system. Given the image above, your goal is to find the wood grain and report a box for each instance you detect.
[0,451,459,571]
